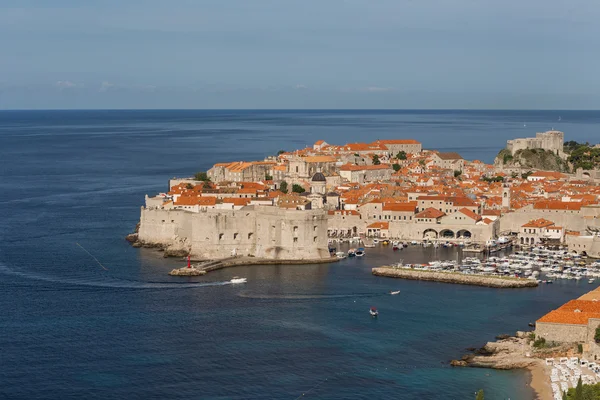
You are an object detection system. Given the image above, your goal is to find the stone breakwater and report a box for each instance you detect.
[372,267,539,288]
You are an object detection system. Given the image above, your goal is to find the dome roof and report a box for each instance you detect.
[311,172,326,182]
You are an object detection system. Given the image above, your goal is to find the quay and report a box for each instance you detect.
[170,255,339,276]
[372,266,538,288]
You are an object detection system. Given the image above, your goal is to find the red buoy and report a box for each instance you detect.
[187,254,191,268]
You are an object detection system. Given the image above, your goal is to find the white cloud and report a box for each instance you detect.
[99,81,115,92]
[55,80,77,89]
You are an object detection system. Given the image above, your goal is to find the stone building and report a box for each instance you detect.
[506,130,565,158]
[138,205,331,261]
[339,164,393,184]
[535,290,600,359]
[429,152,465,171]
[518,218,563,245]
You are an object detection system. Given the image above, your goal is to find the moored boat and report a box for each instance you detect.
[390,290,400,295]
[355,248,365,257]
[230,277,247,284]
[370,307,378,317]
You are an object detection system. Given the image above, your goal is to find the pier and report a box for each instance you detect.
[372,266,538,288]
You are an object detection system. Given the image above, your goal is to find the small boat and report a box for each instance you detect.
[370,307,378,317]
[390,291,400,295]
[545,280,553,284]
[335,251,346,259]
[230,277,247,284]
[355,248,365,257]
[382,240,390,245]
[348,249,356,257]
[392,244,400,251]
[589,279,595,284]
[373,239,379,244]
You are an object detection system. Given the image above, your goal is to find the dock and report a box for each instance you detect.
[372,266,538,288]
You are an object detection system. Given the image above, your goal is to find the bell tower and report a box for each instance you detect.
[502,183,511,209]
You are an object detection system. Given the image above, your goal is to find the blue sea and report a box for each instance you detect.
[1,109,600,400]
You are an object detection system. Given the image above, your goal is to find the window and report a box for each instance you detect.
[313,226,317,231]
[248,232,253,240]
[293,237,298,243]
[219,233,224,240]
[233,233,238,240]
[294,226,298,233]
[313,236,317,242]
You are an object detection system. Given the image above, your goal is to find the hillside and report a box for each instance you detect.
[495,148,570,173]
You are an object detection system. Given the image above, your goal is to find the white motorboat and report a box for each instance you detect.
[230,277,247,284]
[590,279,595,284]
[370,307,378,317]
[390,290,400,295]
[335,251,347,259]
[355,249,365,257]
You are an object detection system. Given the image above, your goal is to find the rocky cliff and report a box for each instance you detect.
[495,148,570,173]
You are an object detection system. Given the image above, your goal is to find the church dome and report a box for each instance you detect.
[311,172,326,182]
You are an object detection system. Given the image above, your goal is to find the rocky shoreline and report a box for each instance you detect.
[451,331,539,369]
[372,267,538,288]
[451,331,575,399]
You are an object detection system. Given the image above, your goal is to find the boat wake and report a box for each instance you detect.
[237,292,387,300]
[0,262,232,290]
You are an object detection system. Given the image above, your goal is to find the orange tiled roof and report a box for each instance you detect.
[367,222,389,229]
[415,208,446,219]
[522,218,555,228]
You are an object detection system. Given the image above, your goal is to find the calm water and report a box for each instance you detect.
[1,109,600,400]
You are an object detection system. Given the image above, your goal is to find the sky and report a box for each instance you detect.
[1,0,599,109]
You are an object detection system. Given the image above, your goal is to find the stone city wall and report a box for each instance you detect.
[138,206,331,261]
[535,322,587,343]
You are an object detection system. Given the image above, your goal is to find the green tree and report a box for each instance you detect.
[277,150,286,155]
[454,170,462,178]
[475,389,484,400]
[186,183,194,189]
[392,164,401,172]
[372,155,381,165]
[595,326,600,343]
[292,184,306,193]
[280,181,288,194]
[396,151,407,160]
[265,174,273,181]
[521,171,533,179]
[194,172,210,182]
[419,160,425,166]
[202,181,211,189]
[575,376,583,399]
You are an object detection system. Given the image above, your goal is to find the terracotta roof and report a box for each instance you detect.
[436,152,464,160]
[304,156,336,163]
[222,198,251,206]
[374,139,421,145]
[458,208,481,221]
[382,201,417,212]
[533,200,583,211]
[537,310,600,325]
[367,222,389,229]
[521,218,556,228]
[415,207,446,219]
